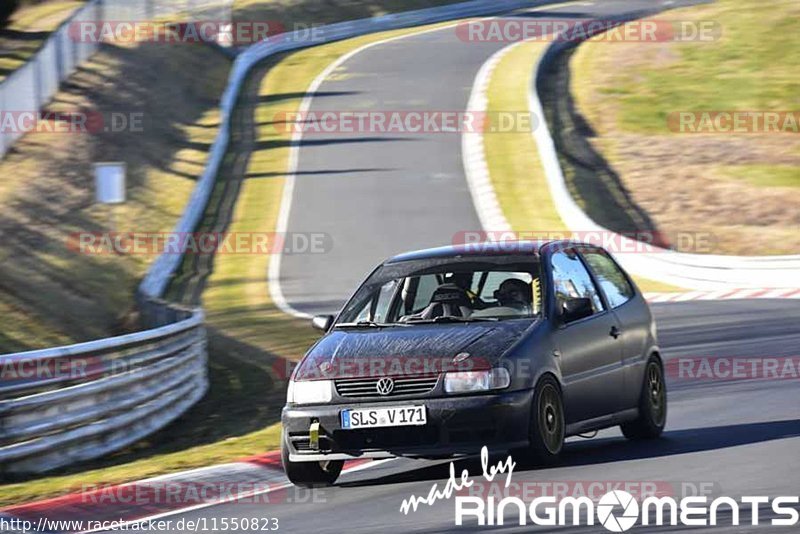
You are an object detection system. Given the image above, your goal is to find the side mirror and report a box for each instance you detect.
[561,297,593,324]
[311,314,334,332]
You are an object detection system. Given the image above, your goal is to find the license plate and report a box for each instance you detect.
[341,406,426,429]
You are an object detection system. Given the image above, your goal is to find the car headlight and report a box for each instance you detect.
[287,380,333,405]
[444,368,510,394]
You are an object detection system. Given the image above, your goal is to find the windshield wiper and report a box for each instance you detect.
[406,316,499,324]
[334,320,408,329]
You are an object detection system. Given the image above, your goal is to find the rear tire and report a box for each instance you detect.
[526,376,565,464]
[621,358,667,440]
[281,432,344,487]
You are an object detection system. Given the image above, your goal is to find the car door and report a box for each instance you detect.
[548,248,624,424]
[579,246,652,412]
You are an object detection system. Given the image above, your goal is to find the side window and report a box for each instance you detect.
[581,249,634,308]
[355,280,397,322]
[373,280,397,322]
[550,250,604,314]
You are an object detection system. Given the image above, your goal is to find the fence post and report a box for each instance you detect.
[34,51,42,108]
[0,88,6,159]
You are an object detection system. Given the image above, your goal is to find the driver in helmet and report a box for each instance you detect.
[494,278,533,312]
[445,272,488,310]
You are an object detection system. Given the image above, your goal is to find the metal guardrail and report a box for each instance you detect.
[0,303,206,475]
[0,1,233,475]
[139,0,553,299]
[12,0,789,476]
[527,18,800,290]
[0,0,233,159]
[0,0,546,475]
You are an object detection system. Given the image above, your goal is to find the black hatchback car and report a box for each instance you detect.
[281,241,666,486]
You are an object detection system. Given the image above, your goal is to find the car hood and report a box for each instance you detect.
[294,320,533,380]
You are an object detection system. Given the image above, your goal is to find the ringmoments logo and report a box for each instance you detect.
[454,490,800,529]
[597,490,639,532]
[398,447,799,530]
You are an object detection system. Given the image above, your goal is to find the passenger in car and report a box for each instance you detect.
[472,278,534,317]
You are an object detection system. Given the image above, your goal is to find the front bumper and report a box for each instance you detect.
[281,389,534,462]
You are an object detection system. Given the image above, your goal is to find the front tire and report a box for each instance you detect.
[281,432,344,487]
[621,358,667,440]
[526,375,565,464]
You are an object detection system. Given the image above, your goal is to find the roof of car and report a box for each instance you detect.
[386,240,552,263]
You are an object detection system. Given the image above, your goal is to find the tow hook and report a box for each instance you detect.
[309,421,320,451]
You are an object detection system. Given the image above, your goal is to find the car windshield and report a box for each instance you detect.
[336,254,542,326]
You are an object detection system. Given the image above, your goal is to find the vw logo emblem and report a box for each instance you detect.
[376,377,394,396]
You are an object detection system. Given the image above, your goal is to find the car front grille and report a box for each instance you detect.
[335,375,439,398]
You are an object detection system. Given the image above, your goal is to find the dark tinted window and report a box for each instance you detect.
[581,248,635,308]
[550,250,604,314]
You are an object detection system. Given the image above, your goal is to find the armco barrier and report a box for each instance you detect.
[139,0,554,299]
[527,19,800,290]
[0,303,206,475]
[0,1,233,474]
[1,0,545,475]
[0,0,233,159]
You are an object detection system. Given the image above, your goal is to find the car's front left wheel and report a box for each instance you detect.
[281,432,344,487]
[525,375,565,464]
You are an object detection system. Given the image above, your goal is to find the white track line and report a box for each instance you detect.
[461,42,523,232]
[269,20,492,319]
[461,7,563,233]
[271,2,585,318]
[101,16,511,529]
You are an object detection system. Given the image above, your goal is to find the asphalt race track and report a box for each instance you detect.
[266,1,798,531]
[134,300,800,533]
[276,0,704,316]
[132,0,800,532]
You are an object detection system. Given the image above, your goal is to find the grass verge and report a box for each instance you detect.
[0,40,230,354]
[0,1,86,82]
[483,41,683,293]
[232,0,469,26]
[0,17,459,507]
[570,0,800,255]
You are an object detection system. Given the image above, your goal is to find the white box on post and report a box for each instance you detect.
[94,162,126,204]
[94,162,126,234]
